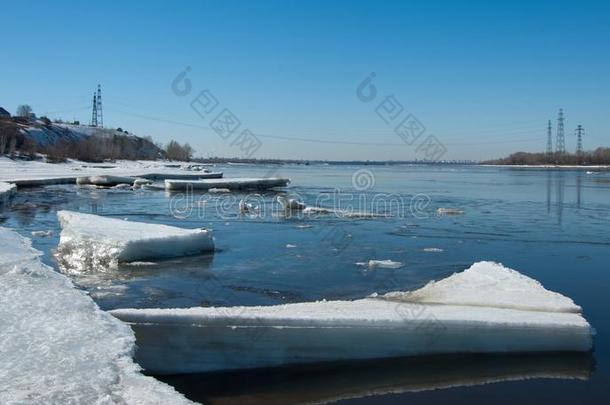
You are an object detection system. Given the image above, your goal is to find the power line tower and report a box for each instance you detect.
[556,108,565,154]
[575,125,584,155]
[546,120,553,155]
[91,92,98,127]
[96,84,103,128]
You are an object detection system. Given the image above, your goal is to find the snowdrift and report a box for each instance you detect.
[111,261,594,374]
[165,177,290,191]
[56,211,214,274]
[0,227,192,404]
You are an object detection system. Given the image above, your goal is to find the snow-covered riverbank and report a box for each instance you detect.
[0,227,193,404]
[0,156,199,185]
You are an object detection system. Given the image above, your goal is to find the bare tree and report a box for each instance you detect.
[16,104,33,118]
[165,140,195,161]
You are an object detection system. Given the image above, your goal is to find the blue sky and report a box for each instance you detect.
[1,0,608,160]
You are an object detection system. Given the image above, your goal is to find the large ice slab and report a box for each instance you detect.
[0,227,192,404]
[0,182,16,204]
[77,175,137,186]
[111,262,593,374]
[56,211,214,274]
[165,177,290,191]
[141,172,223,180]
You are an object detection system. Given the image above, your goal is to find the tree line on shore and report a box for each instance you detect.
[483,148,610,165]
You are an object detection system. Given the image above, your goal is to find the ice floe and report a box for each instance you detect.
[56,211,214,274]
[0,181,16,204]
[356,260,404,269]
[423,247,444,252]
[239,200,259,214]
[276,195,306,211]
[0,227,192,404]
[437,208,465,216]
[165,177,291,191]
[31,230,53,237]
[77,175,137,187]
[208,187,231,193]
[110,261,593,374]
[301,206,386,218]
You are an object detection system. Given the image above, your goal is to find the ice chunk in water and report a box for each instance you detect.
[76,175,136,187]
[0,182,16,204]
[111,261,593,374]
[56,211,214,274]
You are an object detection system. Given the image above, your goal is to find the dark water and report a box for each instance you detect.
[2,164,609,404]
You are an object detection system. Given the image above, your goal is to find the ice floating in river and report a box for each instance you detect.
[437,207,465,216]
[276,195,306,211]
[132,178,154,189]
[239,200,258,214]
[0,181,16,204]
[76,175,136,187]
[0,227,191,404]
[302,205,385,218]
[356,260,403,269]
[208,187,231,193]
[56,211,214,274]
[31,230,53,237]
[110,261,593,374]
[423,247,444,252]
[165,177,290,191]
[367,259,404,269]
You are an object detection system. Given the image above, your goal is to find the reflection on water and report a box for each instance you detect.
[544,170,585,225]
[157,353,594,405]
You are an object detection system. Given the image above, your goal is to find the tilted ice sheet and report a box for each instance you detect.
[0,227,193,404]
[0,181,16,204]
[165,177,290,190]
[380,261,581,313]
[56,211,214,274]
[111,262,593,374]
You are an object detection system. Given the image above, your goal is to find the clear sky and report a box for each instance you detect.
[1,0,608,161]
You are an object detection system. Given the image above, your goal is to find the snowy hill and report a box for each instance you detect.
[1,118,163,161]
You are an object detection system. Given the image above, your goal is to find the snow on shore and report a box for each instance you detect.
[0,156,201,185]
[56,211,214,274]
[111,262,593,374]
[0,227,193,404]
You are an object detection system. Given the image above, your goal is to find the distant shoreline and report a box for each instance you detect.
[480,164,610,170]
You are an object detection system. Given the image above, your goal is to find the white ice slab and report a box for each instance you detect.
[0,182,16,204]
[165,177,290,191]
[56,211,214,274]
[77,175,136,186]
[0,227,192,404]
[141,172,223,180]
[111,262,593,374]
